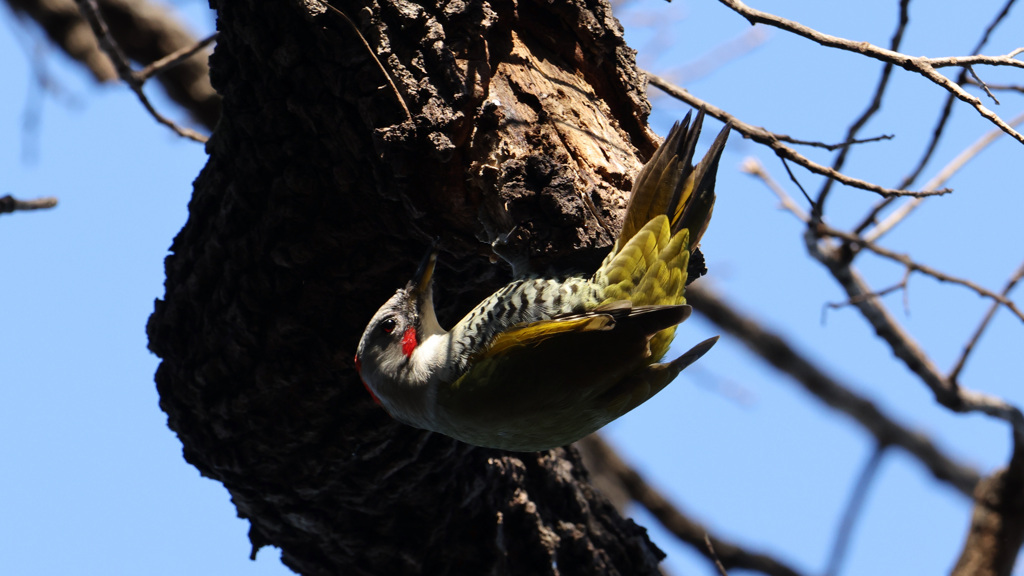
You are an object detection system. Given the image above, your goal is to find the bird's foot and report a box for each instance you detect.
[490,225,533,278]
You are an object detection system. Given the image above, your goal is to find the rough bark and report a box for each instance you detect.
[146,0,667,574]
[951,465,1024,576]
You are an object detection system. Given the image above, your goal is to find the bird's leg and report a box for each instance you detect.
[490,224,533,278]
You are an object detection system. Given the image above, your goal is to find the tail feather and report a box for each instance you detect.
[673,123,730,247]
[595,110,729,362]
[598,335,720,419]
[619,110,697,250]
[619,109,730,253]
[666,336,720,376]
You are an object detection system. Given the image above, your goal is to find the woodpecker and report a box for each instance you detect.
[355,110,729,451]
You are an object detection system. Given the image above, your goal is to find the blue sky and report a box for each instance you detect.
[1,0,1022,575]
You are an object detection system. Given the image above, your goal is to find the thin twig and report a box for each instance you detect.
[779,157,814,206]
[740,157,808,222]
[814,0,909,220]
[864,110,1024,243]
[646,75,947,198]
[323,2,412,123]
[893,0,1017,193]
[775,133,894,151]
[686,284,981,497]
[745,155,1022,323]
[926,49,1024,69]
[950,261,1024,383]
[823,269,911,321]
[824,446,886,576]
[665,27,769,85]
[0,194,59,214]
[705,534,731,576]
[717,0,1024,145]
[964,78,1024,94]
[73,0,207,143]
[967,65,1000,105]
[819,223,1024,324]
[137,32,219,82]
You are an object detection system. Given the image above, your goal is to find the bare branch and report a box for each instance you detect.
[664,27,769,85]
[136,32,219,82]
[742,157,1019,326]
[6,0,116,81]
[685,284,981,497]
[579,435,806,576]
[717,0,1024,144]
[824,269,911,320]
[646,75,947,198]
[705,534,732,576]
[804,231,1024,454]
[824,447,886,576]
[927,49,1024,69]
[967,65,1000,105]
[774,133,894,151]
[740,156,809,222]
[73,0,208,143]
[964,77,1024,94]
[893,0,1018,194]
[864,110,1024,243]
[814,0,909,220]
[818,223,1024,324]
[0,194,58,214]
[950,261,1024,383]
[8,0,221,130]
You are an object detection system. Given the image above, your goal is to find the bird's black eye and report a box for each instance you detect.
[380,317,397,334]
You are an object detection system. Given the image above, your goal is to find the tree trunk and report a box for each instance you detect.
[146,0,669,574]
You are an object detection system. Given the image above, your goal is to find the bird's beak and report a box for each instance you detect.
[408,245,437,300]
[407,243,445,337]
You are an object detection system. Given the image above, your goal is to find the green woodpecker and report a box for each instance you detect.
[355,110,729,451]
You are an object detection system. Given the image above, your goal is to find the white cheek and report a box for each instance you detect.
[410,334,448,380]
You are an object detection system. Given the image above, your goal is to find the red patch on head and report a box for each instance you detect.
[401,327,418,357]
[354,353,381,406]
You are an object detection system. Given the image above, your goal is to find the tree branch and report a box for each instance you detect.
[717,0,1024,145]
[889,0,1017,203]
[823,447,886,576]
[804,231,1024,459]
[950,261,1024,383]
[685,284,981,497]
[863,110,1024,243]
[73,0,207,142]
[579,435,806,576]
[817,223,1024,324]
[646,75,947,199]
[0,194,58,214]
[8,0,220,132]
[814,0,908,220]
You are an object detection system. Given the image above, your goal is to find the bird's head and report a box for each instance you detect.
[355,248,446,423]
